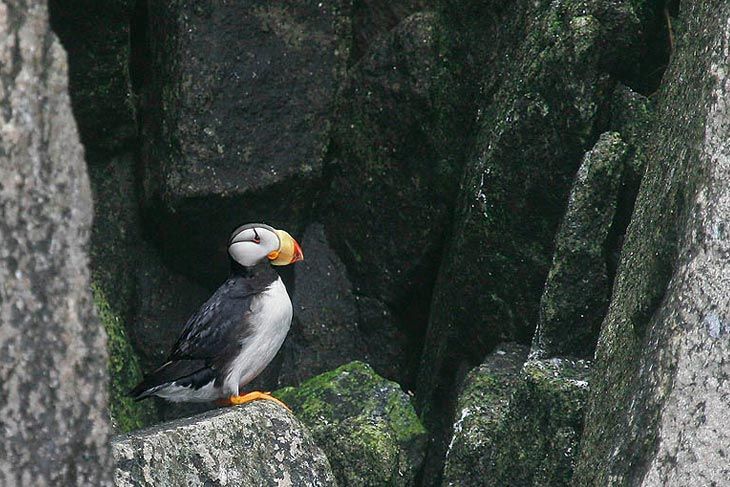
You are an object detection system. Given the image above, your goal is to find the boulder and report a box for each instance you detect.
[275,361,427,486]
[443,343,529,486]
[325,11,467,307]
[604,85,653,274]
[417,0,652,462]
[575,3,730,484]
[112,402,336,486]
[0,2,110,483]
[141,0,350,285]
[531,132,628,359]
[444,344,590,487]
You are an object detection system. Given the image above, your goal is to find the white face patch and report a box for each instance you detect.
[228,226,280,267]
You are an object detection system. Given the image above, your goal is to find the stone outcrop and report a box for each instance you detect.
[442,344,528,486]
[574,2,730,484]
[417,3,653,481]
[417,0,652,421]
[112,402,336,486]
[0,2,110,483]
[276,361,427,486]
[531,132,628,358]
[444,344,590,487]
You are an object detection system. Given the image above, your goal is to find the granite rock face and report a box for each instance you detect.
[112,402,336,486]
[0,2,110,484]
[532,132,628,359]
[444,344,590,487]
[575,3,730,485]
[142,0,350,286]
[49,0,164,430]
[276,361,427,486]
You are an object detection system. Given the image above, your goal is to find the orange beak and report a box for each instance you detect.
[269,229,304,266]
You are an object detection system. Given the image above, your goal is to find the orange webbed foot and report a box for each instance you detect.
[217,391,290,411]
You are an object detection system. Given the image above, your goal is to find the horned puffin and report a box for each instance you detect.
[130,223,303,408]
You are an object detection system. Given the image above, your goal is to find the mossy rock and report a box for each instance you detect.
[531,132,629,359]
[275,361,427,486]
[444,344,590,487]
[93,284,156,433]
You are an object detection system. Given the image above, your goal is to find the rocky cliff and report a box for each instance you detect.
[5,0,730,486]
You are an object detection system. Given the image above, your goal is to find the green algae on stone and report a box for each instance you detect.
[443,343,529,487]
[93,284,156,433]
[574,3,730,484]
[443,344,590,487]
[275,361,427,486]
[531,132,629,359]
[417,0,653,438]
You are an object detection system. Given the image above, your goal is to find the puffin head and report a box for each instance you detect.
[228,223,303,268]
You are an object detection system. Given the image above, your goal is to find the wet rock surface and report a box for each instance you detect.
[112,402,336,486]
[0,2,110,483]
[275,361,427,486]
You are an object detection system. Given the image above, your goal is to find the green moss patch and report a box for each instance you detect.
[275,361,427,486]
[443,344,590,487]
[93,284,156,433]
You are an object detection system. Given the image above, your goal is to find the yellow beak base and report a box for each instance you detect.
[269,230,304,266]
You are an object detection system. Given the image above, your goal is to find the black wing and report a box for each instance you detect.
[129,278,258,400]
[129,359,215,400]
[169,278,257,361]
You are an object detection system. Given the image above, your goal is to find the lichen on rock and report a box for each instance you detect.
[443,344,590,487]
[112,402,336,486]
[275,361,427,486]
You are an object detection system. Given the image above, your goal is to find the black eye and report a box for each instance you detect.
[252,229,261,243]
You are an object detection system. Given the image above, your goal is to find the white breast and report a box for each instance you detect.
[223,277,292,396]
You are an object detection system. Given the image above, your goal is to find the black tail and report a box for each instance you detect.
[128,359,212,401]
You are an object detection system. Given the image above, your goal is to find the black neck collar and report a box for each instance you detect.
[229,258,276,279]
